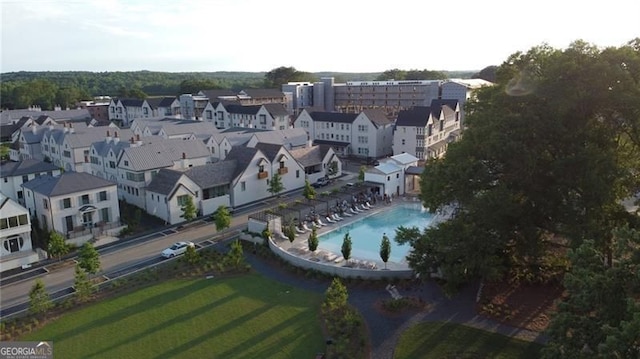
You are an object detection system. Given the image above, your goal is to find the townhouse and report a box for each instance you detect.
[393,99,461,160]
[225,103,290,130]
[0,193,41,271]
[294,108,393,158]
[22,172,120,246]
[288,144,342,184]
[116,138,212,209]
[108,98,153,126]
[0,159,61,205]
[146,97,180,117]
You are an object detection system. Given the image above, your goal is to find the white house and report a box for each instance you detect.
[22,172,120,246]
[0,159,61,205]
[251,142,306,194]
[146,97,181,117]
[145,160,237,224]
[385,153,419,193]
[289,145,342,184]
[0,194,41,271]
[108,98,153,127]
[294,108,393,158]
[393,99,461,160]
[116,138,212,209]
[86,129,134,181]
[364,162,405,198]
[226,104,291,130]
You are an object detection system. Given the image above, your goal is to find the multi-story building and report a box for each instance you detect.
[393,99,461,160]
[0,159,61,205]
[0,193,41,271]
[225,104,290,130]
[146,97,181,117]
[108,98,153,127]
[22,172,120,246]
[294,108,393,158]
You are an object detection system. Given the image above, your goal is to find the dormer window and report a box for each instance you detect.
[259,165,264,172]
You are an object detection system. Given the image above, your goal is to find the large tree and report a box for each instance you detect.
[47,231,69,262]
[78,242,100,275]
[212,205,231,231]
[29,279,52,316]
[267,173,285,197]
[380,233,391,269]
[303,179,316,200]
[180,195,197,222]
[341,232,352,262]
[543,227,640,358]
[396,39,640,292]
[264,66,316,88]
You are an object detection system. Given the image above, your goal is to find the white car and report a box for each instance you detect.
[161,241,195,258]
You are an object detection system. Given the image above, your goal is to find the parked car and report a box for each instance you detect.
[312,177,331,188]
[161,241,195,258]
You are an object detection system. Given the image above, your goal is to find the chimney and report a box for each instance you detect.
[106,130,112,143]
[63,123,68,133]
[182,152,186,159]
[31,124,37,134]
[136,134,142,146]
[69,123,75,134]
[181,152,187,168]
[113,131,120,144]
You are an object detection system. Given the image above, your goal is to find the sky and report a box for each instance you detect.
[1,0,639,73]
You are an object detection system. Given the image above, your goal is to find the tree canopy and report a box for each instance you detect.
[78,242,101,275]
[396,39,640,292]
[263,66,316,88]
[213,205,231,232]
[376,68,447,81]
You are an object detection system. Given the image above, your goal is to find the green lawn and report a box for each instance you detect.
[394,322,543,359]
[24,274,325,358]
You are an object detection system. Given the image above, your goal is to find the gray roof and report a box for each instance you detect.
[146,97,177,109]
[184,160,237,188]
[160,121,219,136]
[405,166,424,175]
[395,107,432,127]
[362,108,392,128]
[120,138,211,171]
[145,168,184,195]
[263,103,289,117]
[226,104,261,115]
[22,172,115,197]
[253,143,284,162]
[199,89,237,99]
[0,159,59,178]
[289,145,323,167]
[225,146,261,179]
[309,111,358,124]
[251,128,308,148]
[120,98,145,107]
[240,88,285,99]
[1,109,90,125]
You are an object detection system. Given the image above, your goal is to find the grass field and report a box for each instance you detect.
[23,274,325,358]
[394,322,543,359]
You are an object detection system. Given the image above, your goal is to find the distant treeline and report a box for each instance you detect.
[0,68,482,110]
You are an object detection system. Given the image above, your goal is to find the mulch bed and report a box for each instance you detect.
[478,281,565,332]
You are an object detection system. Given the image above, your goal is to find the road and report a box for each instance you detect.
[0,170,360,318]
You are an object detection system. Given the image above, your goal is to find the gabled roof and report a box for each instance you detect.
[0,159,59,178]
[160,121,218,136]
[91,138,133,157]
[251,128,308,148]
[361,108,391,128]
[313,139,350,147]
[119,98,146,107]
[225,146,262,179]
[121,138,211,171]
[253,143,284,162]
[372,162,402,175]
[199,89,237,99]
[405,166,424,175]
[263,103,289,117]
[226,104,261,115]
[395,107,432,127]
[240,88,285,98]
[35,115,52,125]
[146,97,177,109]
[309,111,358,124]
[0,109,90,125]
[22,172,115,197]
[143,168,184,195]
[184,160,238,188]
[390,153,419,165]
[430,99,459,111]
[289,145,323,167]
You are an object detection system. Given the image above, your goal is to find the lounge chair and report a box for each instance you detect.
[295,226,306,234]
[358,204,369,211]
[317,218,328,226]
[342,211,353,217]
[332,213,343,221]
[366,201,374,208]
[349,208,359,215]
[303,223,313,231]
[326,216,336,224]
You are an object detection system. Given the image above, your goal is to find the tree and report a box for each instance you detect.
[78,242,100,275]
[285,221,296,243]
[473,65,498,83]
[267,173,285,197]
[341,232,352,262]
[29,279,52,316]
[308,226,319,252]
[543,228,640,359]
[303,179,316,200]
[184,245,201,266]
[213,205,231,232]
[358,166,366,182]
[397,40,640,291]
[327,161,339,176]
[74,264,94,303]
[180,196,197,222]
[380,233,391,269]
[47,231,69,262]
[264,66,316,88]
[225,239,244,270]
[322,277,348,313]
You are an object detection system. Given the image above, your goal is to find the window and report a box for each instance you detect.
[296,170,300,178]
[63,198,71,209]
[101,207,110,222]
[98,191,107,201]
[258,165,264,173]
[358,136,368,144]
[346,136,349,141]
[43,199,49,209]
[358,125,368,132]
[396,174,399,178]
[65,215,73,232]
[80,194,90,205]
[259,114,267,124]
[17,191,23,199]
[124,160,129,166]
[63,150,71,158]
[3,178,7,183]
[109,161,116,169]
[401,139,406,145]
[126,172,145,182]
[427,124,433,136]
[90,156,100,164]
[417,127,423,135]
[205,110,212,119]
[22,175,29,183]
[439,120,444,132]
[241,181,246,191]
[143,107,149,115]
[177,195,189,206]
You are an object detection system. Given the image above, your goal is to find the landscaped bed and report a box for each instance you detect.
[394,322,543,359]
[22,274,325,359]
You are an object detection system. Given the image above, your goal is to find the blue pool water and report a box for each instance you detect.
[318,203,434,263]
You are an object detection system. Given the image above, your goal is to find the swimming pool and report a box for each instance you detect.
[318,203,434,263]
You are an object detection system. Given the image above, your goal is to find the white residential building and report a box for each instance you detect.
[0,194,40,271]
[146,97,181,117]
[289,144,342,184]
[364,161,405,198]
[22,172,120,246]
[393,99,461,160]
[294,108,393,158]
[0,159,61,205]
[226,104,291,130]
[108,98,153,127]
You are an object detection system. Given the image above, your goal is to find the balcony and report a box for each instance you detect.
[278,167,288,175]
[415,134,425,140]
[257,171,269,179]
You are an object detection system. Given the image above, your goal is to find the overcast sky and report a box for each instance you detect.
[1,0,639,73]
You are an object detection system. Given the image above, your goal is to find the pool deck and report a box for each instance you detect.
[271,196,430,271]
